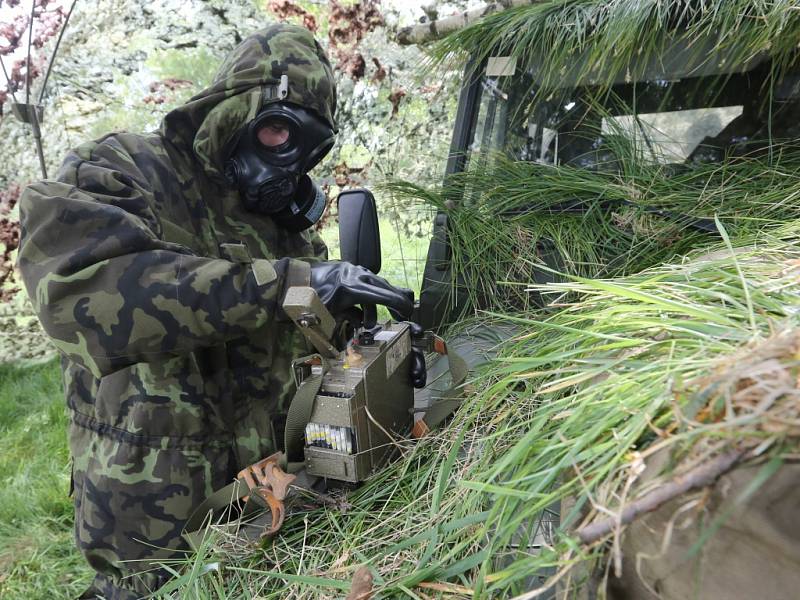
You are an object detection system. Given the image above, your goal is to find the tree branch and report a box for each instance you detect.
[38,0,78,104]
[25,0,36,104]
[575,448,745,545]
[396,0,545,46]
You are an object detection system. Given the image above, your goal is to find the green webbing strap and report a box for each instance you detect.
[283,363,326,465]
[182,479,262,550]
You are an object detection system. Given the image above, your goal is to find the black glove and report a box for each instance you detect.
[310,261,414,320]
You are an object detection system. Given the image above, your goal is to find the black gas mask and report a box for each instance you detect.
[224,102,336,232]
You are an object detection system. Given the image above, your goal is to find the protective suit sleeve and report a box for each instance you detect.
[307,227,329,261]
[17,155,309,379]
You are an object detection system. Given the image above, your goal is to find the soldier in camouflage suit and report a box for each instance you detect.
[17,23,412,599]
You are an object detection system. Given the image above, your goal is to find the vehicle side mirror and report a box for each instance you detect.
[338,188,382,274]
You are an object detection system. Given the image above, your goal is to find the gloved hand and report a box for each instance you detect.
[310,261,414,320]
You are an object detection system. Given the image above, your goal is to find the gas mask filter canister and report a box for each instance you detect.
[224,102,335,232]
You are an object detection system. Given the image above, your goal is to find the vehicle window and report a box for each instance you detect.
[461,59,800,173]
[601,106,744,164]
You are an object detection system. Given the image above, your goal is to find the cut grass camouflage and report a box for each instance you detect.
[432,0,800,101]
[388,144,800,314]
[164,223,800,598]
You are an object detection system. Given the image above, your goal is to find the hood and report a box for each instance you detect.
[160,23,337,181]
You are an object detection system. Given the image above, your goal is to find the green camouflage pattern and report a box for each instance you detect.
[17,23,335,600]
[177,23,337,182]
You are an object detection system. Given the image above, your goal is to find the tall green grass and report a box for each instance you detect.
[433,0,800,99]
[0,360,92,599]
[163,223,800,598]
[387,145,800,315]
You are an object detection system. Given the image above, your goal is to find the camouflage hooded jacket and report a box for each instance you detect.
[17,24,336,599]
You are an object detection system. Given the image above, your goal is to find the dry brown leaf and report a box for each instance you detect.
[345,565,373,600]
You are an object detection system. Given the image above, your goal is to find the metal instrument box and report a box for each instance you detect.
[303,323,413,482]
[283,287,414,482]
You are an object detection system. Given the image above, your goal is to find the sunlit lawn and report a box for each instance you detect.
[0,360,93,599]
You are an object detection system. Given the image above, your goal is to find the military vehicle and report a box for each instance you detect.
[417,39,799,328]
[383,29,800,600]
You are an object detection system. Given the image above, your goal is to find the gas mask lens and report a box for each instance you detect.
[225,102,336,231]
[256,118,290,149]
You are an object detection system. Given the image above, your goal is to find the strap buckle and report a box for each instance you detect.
[291,353,324,388]
[412,331,449,355]
[237,452,296,539]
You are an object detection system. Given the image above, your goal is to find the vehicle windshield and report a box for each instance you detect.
[467,57,800,170]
